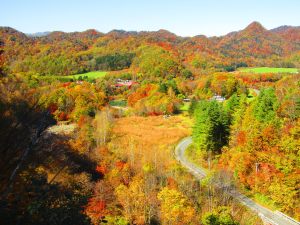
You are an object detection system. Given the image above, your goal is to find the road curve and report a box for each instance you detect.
[175,137,300,225]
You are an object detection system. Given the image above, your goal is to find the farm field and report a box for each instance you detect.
[39,71,107,82]
[239,67,299,74]
[63,71,107,80]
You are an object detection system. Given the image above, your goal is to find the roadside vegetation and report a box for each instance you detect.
[190,77,300,219]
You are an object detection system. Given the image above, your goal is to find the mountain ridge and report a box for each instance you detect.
[1,21,300,39]
[1,21,299,75]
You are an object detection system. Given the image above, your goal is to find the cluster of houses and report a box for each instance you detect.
[183,95,226,103]
[114,79,138,88]
[112,78,227,103]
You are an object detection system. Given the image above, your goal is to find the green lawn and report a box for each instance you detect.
[239,67,298,74]
[63,71,107,81]
[39,71,107,82]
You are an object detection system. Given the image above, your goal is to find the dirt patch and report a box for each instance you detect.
[46,123,77,136]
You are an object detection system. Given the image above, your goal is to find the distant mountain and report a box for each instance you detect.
[243,21,267,33]
[1,21,300,74]
[271,26,300,43]
[0,27,29,42]
[270,25,300,33]
[216,21,287,57]
[26,31,51,37]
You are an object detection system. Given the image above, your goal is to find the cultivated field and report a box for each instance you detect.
[63,71,107,81]
[239,67,298,74]
[39,71,107,82]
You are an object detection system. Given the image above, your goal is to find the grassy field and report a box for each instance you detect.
[63,71,107,81]
[39,71,107,82]
[112,115,192,149]
[111,115,192,170]
[239,67,298,74]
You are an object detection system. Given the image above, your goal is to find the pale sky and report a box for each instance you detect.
[1,0,299,37]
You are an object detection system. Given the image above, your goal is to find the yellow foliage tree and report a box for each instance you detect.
[157,187,196,225]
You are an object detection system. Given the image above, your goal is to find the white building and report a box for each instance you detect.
[211,95,226,102]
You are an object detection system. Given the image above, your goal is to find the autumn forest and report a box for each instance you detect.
[0,18,300,225]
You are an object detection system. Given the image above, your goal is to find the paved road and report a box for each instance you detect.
[175,137,300,225]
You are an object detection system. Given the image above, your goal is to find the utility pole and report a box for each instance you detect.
[255,162,259,193]
[208,150,212,212]
[208,151,211,171]
[255,162,259,173]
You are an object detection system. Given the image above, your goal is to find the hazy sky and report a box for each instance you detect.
[1,0,300,37]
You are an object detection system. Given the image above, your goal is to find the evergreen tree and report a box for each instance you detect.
[225,93,240,124]
[225,93,240,115]
[193,100,229,154]
[253,88,279,123]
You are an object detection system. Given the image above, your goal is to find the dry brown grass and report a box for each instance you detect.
[110,115,192,171]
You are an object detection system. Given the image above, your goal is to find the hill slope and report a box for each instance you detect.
[1,22,299,76]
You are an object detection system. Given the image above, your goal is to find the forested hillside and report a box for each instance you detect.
[1,22,300,77]
[0,21,299,225]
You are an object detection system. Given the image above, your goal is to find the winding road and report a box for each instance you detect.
[175,137,300,225]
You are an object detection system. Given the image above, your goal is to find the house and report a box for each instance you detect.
[114,79,138,88]
[211,95,226,102]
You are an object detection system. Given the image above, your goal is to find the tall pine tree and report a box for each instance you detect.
[193,100,229,154]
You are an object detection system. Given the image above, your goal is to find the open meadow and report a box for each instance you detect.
[38,71,107,82]
[239,67,299,74]
[110,115,192,170]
